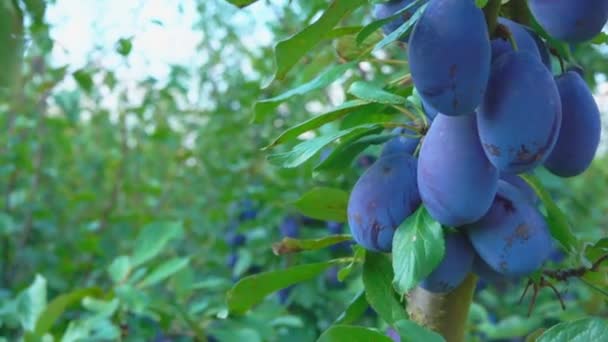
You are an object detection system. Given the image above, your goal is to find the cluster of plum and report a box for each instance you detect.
[347,0,605,293]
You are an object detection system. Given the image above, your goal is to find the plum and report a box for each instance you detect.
[544,70,601,177]
[478,51,562,173]
[525,28,552,70]
[421,98,438,120]
[280,216,300,238]
[529,0,608,43]
[465,181,553,277]
[238,199,257,221]
[500,173,539,206]
[408,0,491,116]
[380,127,420,157]
[420,232,474,293]
[472,255,507,283]
[324,266,344,289]
[347,153,420,252]
[226,232,246,247]
[226,253,238,268]
[386,328,401,342]
[418,114,498,227]
[492,18,541,61]
[356,154,377,169]
[327,221,344,234]
[373,0,424,41]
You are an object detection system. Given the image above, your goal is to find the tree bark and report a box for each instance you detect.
[407,273,478,342]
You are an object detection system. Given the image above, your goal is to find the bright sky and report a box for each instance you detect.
[46,0,276,81]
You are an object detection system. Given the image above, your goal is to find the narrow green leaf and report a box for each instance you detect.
[333,291,368,325]
[363,252,407,324]
[227,259,350,315]
[15,275,47,332]
[269,0,366,83]
[356,0,424,44]
[224,0,258,8]
[475,0,489,8]
[138,257,190,288]
[265,100,373,148]
[338,246,365,281]
[521,174,581,253]
[373,3,428,51]
[318,325,392,342]
[108,255,131,283]
[348,81,406,104]
[272,235,352,255]
[392,206,444,295]
[267,124,381,168]
[26,288,103,341]
[315,133,396,172]
[394,320,445,342]
[0,1,23,91]
[131,221,184,266]
[293,187,349,222]
[254,62,357,123]
[537,317,608,342]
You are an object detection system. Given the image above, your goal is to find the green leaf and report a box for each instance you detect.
[264,100,373,148]
[115,37,133,56]
[73,69,94,93]
[269,0,366,83]
[131,221,184,266]
[272,235,352,255]
[338,246,365,281]
[356,0,423,44]
[253,62,357,123]
[318,325,392,342]
[394,320,445,342]
[521,174,581,253]
[348,81,406,104]
[475,0,489,8]
[591,32,608,45]
[15,275,47,332]
[333,290,368,325]
[227,259,349,315]
[392,206,444,295]
[293,187,349,222]
[373,3,428,51]
[315,133,396,172]
[363,252,407,324]
[25,288,103,342]
[108,255,131,283]
[137,257,190,288]
[0,1,23,91]
[537,317,608,342]
[268,124,382,168]
[224,0,259,8]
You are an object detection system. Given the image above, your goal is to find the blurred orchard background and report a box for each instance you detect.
[0,0,607,341]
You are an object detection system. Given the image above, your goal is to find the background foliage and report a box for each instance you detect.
[0,0,607,341]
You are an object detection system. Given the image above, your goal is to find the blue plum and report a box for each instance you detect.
[324,266,344,289]
[478,51,562,173]
[492,18,541,61]
[277,286,293,305]
[327,221,343,234]
[380,127,420,157]
[226,232,246,247]
[373,0,424,41]
[347,153,420,252]
[356,154,377,170]
[525,28,552,70]
[421,98,438,120]
[280,216,300,238]
[386,328,401,342]
[408,0,491,116]
[238,199,257,221]
[420,232,474,293]
[472,255,508,283]
[465,181,553,277]
[500,173,539,206]
[544,71,601,177]
[529,0,608,42]
[418,114,498,227]
[226,253,238,268]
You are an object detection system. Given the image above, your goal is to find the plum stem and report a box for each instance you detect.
[503,0,530,26]
[483,0,502,37]
[495,24,519,51]
[406,273,478,342]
